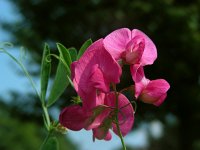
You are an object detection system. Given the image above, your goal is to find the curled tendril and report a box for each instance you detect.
[46,53,68,71]
[106,100,137,126]
[0,45,40,98]
[0,42,13,48]
[119,85,134,93]
[46,53,74,88]
[105,105,126,126]
[45,53,53,63]
[111,110,127,126]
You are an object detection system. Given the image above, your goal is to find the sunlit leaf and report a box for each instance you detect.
[40,44,51,103]
[77,39,92,59]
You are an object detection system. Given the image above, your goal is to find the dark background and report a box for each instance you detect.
[1,0,200,150]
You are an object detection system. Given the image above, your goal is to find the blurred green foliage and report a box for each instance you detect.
[0,100,78,150]
[1,0,200,150]
[0,102,43,150]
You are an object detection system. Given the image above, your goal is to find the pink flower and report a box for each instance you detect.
[131,66,170,106]
[103,28,157,88]
[60,38,134,141]
[71,39,122,109]
[103,28,170,106]
[92,92,134,141]
[103,28,157,66]
[59,92,134,141]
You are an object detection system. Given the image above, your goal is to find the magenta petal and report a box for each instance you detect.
[123,36,145,64]
[85,106,110,130]
[132,29,157,66]
[71,39,121,105]
[130,65,150,98]
[82,91,105,110]
[153,93,167,106]
[92,118,112,140]
[71,62,78,92]
[140,79,170,105]
[104,131,112,141]
[59,105,89,131]
[134,79,148,99]
[130,64,145,82]
[90,64,110,93]
[105,93,134,137]
[104,28,132,60]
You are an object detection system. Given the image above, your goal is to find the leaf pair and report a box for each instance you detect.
[67,38,92,61]
[40,39,92,107]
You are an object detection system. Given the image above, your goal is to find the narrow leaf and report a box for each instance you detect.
[68,47,77,62]
[41,136,59,150]
[56,43,72,68]
[47,61,69,107]
[77,39,92,59]
[40,44,51,103]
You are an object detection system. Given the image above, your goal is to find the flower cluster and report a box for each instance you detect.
[59,28,170,141]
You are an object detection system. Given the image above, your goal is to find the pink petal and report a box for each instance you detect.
[71,39,121,108]
[104,28,132,60]
[122,36,145,64]
[105,92,134,137]
[95,44,122,84]
[92,128,112,141]
[90,64,110,93]
[82,91,105,110]
[130,64,145,82]
[130,65,149,98]
[85,105,110,130]
[153,93,167,106]
[134,78,149,99]
[132,29,157,66]
[140,79,170,106]
[92,118,112,140]
[71,62,78,92]
[104,131,112,141]
[59,105,89,131]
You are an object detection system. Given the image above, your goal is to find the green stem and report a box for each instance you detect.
[39,130,52,150]
[42,105,51,130]
[112,84,127,150]
[0,48,40,99]
[1,47,53,144]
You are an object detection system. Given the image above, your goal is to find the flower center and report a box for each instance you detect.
[122,37,145,65]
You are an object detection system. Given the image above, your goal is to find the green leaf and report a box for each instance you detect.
[47,61,69,107]
[68,47,77,61]
[56,43,72,76]
[77,39,92,59]
[40,44,51,103]
[41,136,59,150]
[56,43,71,68]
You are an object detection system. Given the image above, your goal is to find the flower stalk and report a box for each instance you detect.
[112,84,127,150]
